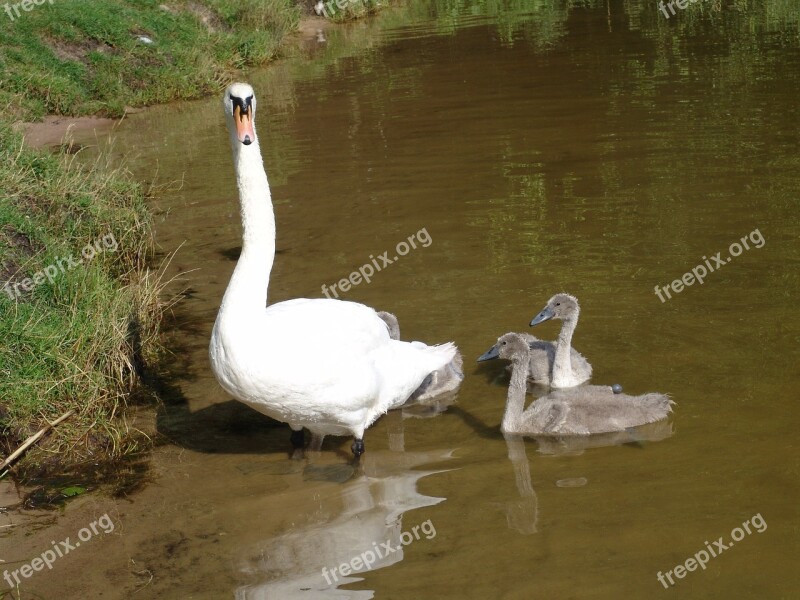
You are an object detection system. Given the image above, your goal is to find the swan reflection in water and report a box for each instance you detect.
[235,448,453,599]
[500,420,674,536]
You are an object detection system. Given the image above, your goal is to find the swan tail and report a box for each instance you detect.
[450,347,464,374]
[409,347,465,402]
[637,393,674,423]
[409,340,459,371]
[424,341,459,372]
[371,341,460,413]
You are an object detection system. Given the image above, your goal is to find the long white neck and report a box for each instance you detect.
[218,132,275,316]
[552,312,578,386]
[502,356,529,433]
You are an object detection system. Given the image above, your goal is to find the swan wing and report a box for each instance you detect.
[545,388,672,433]
[263,298,389,351]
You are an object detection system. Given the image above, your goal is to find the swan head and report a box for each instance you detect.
[224,82,257,146]
[493,333,530,363]
[477,332,536,362]
[530,293,579,327]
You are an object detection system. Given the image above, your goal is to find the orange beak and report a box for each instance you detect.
[234,105,255,145]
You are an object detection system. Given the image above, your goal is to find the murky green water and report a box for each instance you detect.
[4,1,799,598]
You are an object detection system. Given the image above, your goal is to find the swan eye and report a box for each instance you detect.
[555,303,560,306]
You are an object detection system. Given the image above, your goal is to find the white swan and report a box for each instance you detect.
[528,293,592,388]
[494,333,672,435]
[209,83,458,457]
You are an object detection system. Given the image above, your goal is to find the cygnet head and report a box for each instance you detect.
[494,333,531,363]
[224,82,257,146]
[530,293,579,327]
[376,311,400,340]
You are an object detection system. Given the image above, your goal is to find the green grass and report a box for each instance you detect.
[0,118,165,473]
[0,0,301,120]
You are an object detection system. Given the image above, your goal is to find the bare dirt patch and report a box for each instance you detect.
[180,1,230,33]
[18,115,119,149]
[43,35,113,64]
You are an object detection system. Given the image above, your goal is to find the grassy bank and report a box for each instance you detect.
[0,117,166,475]
[0,0,302,120]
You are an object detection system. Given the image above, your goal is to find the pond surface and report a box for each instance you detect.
[3,1,798,598]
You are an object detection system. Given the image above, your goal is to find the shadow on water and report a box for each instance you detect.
[143,302,290,457]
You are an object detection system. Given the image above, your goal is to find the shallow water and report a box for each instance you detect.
[3,1,799,598]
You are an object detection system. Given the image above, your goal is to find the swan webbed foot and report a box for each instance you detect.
[351,438,365,458]
[290,429,305,449]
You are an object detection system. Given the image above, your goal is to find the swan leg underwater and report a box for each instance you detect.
[209,83,459,458]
